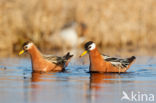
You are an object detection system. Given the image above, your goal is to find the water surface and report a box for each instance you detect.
[0,56,156,103]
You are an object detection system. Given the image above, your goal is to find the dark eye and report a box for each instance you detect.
[24,46,28,49]
[88,46,91,49]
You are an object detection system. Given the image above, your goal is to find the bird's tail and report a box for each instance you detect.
[128,56,136,63]
[63,52,73,60]
[63,52,73,69]
[126,56,136,70]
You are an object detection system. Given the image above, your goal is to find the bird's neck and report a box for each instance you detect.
[28,45,43,62]
[89,48,106,72]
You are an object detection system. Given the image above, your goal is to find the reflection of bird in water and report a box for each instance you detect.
[88,73,122,103]
[31,72,53,82]
[90,73,120,91]
[30,72,55,103]
[31,72,43,82]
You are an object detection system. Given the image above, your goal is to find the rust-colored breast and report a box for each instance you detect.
[32,58,63,72]
[28,45,63,72]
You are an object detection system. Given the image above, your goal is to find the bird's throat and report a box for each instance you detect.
[89,48,106,72]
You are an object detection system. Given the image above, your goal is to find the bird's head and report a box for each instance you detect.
[80,41,96,57]
[19,41,34,55]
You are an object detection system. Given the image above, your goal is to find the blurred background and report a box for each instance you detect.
[0,0,155,57]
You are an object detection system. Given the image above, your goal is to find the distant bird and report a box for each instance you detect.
[80,41,136,73]
[47,21,87,52]
[59,22,78,49]
[19,41,73,72]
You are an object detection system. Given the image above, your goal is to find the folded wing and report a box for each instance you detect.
[43,52,73,65]
[102,54,136,69]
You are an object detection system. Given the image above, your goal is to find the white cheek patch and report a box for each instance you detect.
[27,43,33,49]
[90,43,96,50]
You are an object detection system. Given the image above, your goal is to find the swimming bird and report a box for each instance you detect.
[19,41,73,72]
[80,41,136,73]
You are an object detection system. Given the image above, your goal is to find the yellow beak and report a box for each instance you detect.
[19,50,25,55]
[79,50,88,57]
